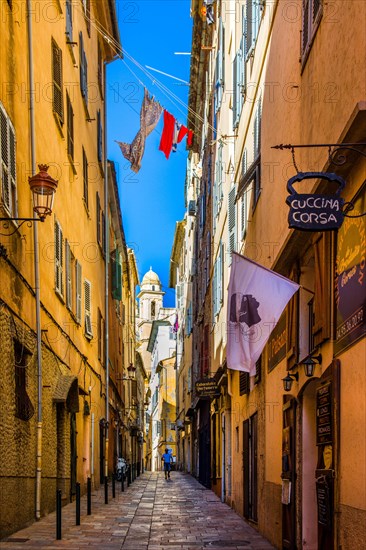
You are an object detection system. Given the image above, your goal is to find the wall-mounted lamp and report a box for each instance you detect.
[282,372,299,392]
[0,165,58,236]
[301,353,322,378]
[127,363,136,379]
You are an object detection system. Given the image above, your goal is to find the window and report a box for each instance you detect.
[239,371,250,395]
[97,41,103,97]
[240,150,248,238]
[14,340,34,421]
[79,32,88,105]
[233,34,246,128]
[213,242,224,317]
[111,249,122,300]
[97,109,103,163]
[98,308,105,364]
[75,260,82,324]
[213,144,223,221]
[245,0,263,55]
[65,0,73,41]
[84,279,93,338]
[151,301,156,319]
[82,0,91,36]
[228,186,236,264]
[65,239,76,311]
[96,191,102,246]
[186,302,192,335]
[82,147,88,208]
[0,102,17,217]
[52,39,63,124]
[302,0,322,62]
[66,93,74,160]
[214,17,225,113]
[55,220,64,298]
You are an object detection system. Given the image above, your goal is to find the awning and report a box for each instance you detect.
[53,375,79,413]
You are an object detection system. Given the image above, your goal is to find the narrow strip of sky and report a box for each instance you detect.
[107,1,192,306]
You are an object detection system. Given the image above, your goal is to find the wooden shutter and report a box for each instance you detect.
[65,239,72,309]
[55,221,63,296]
[302,0,310,54]
[112,250,122,300]
[75,260,82,323]
[66,94,74,159]
[228,187,236,264]
[86,0,91,35]
[286,266,299,370]
[52,40,63,123]
[254,99,261,159]
[312,232,331,346]
[233,53,238,127]
[240,372,250,395]
[213,259,217,316]
[1,106,11,212]
[84,279,93,338]
[65,0,72,40]
[79,32,88,103]
[243,418,250,518]
[102,210,106,255]
[218,242,223,306]
[96,192,101,244]
[97,110,103,162]
[83,147,88,207]
[246,0,253,51]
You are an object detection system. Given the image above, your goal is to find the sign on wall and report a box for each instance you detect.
[335,186,366,355]
[286,172,345,231]
[267,312,286,372]
[195,378,219,398]
[316,383,332,446]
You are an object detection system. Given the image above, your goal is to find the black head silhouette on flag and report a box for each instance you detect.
[229,293,261,327]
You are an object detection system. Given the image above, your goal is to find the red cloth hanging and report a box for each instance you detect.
[187,130,194,147]
[159,110,176,159]
[177,125,188,143]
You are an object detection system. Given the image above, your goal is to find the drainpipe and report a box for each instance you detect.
[27,0,42,520]
[104,60,110,480]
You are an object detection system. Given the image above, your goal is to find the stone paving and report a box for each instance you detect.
[0,472,275,550]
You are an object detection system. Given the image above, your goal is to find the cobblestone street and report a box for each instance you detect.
[1,472,275,550]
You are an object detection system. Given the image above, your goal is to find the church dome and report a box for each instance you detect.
[141,267,161,288]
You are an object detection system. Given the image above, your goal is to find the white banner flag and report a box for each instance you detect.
[227,252,299,375]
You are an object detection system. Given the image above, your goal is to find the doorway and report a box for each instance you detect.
[243,413,258,522]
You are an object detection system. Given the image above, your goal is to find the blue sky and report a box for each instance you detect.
[107,1,192,307]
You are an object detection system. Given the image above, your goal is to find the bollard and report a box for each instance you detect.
[104,476,108,504]
[76,482,81,526]
[87,477,91,515]
[56,489,62,540]
[112,474,116,499]
[121,471,124,492]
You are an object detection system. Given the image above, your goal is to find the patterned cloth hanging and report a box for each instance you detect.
[117,88,162,173]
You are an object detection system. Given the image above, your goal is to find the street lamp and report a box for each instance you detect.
[0,164,58,227]
[282,372,299,392]
[127,363,136,379]
[301,353,322,377]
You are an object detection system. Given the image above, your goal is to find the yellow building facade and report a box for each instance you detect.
[184,1,366,548]
[0,0,124,537]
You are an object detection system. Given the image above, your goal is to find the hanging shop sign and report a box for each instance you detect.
[267,312,286,372]
[335,185,366,355]
[195,378,219,398]
[286,172,345,231]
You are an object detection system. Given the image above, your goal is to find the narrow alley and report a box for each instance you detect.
[1,472,274,550]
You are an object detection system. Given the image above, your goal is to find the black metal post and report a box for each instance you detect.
[76,482,80,526]
[87,477,91,515]
[104,476,108,504]
[128,467,131,486]
[56,489,62,540]
[112,474,116,499]
[121,471,124,492]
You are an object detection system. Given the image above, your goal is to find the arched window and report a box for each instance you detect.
[151,301,156,319]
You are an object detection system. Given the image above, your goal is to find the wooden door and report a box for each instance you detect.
[282,397,297,549]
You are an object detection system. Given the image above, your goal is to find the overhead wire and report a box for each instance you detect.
[75,3,217,136]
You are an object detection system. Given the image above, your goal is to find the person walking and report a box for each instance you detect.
[161,448,173,480]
